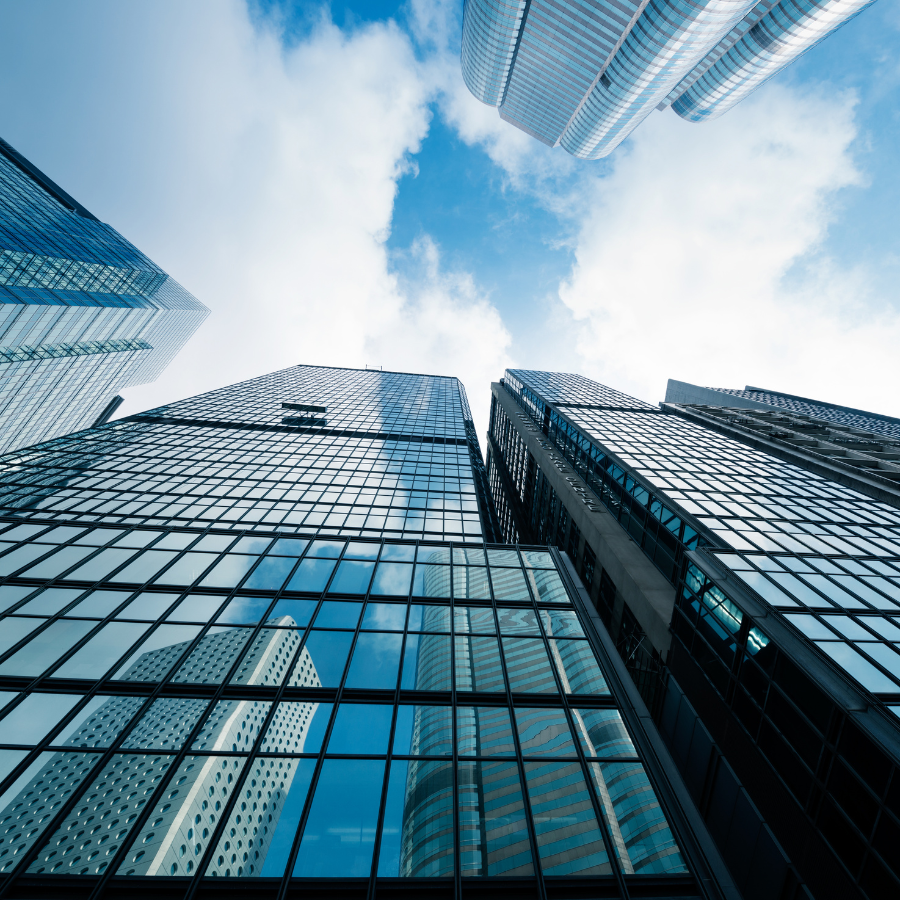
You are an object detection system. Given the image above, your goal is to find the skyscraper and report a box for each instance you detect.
[667,379,900,440]
[460,0,877,158]
[0,364,735,899]
[487,368,900,900]
[0,137,208,452]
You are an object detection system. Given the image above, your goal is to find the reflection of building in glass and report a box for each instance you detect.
[2,620,321,879]
[0,138,208,452]
[489,367,900,898]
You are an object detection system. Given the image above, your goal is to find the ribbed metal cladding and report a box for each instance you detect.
[671,0,877,122]
[460,0,528,106]
[559,0,759,159]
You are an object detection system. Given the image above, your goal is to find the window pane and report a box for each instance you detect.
[216,596,274,625]
[172,626,253,684]
[285,558,337,593]
[497,607,541,635]
[326,704,393,755]
[4,752,103,875]
[115,592,176,621]
[0,616,43,655]
[328,560,375,595]
[260,702,331,754]
[377,759,454,877]
[20,545,95,579]
[72,590,131,618]
[231,628,303,686]
[114,624,203,681]
[192,699,272,752]
[268,597,316,628]
[393,706,453,756]
[550,639,610,696]
[528,569,570,604]
[200,555,258,589]
[0,619,97,677]
[459,761,533,876]
[502,638,557,693]
[166,595,226,622]
[515,707,576,757]
[540,609,585,638]
[0,585,34,614]
[152,552,216,586]
[453,567,491,600]
[207,756,313,878]
[455,636,505,692]
[55,622,151,679]
[454,606,495,634]
[269,538,309,556]
[361,602,406,631]
[490,567,530,601]
[113,550,179,584]
[291,631,352,687]
[313,600,362,629]
[572,709,636,759]
[345,632,402,689]
[370,562,413,596]
[122,698,209,750]
[457,706,515,757]
[119,756,246,877]
[293,759,385,877]
[523,761,610,875]
[589,762,687,875]
[15,588,81,616]
[408,604,451,632]
[243,556,296,591]
[51,695,146,748]
[412,564,451,598]
[401,633,451,691]
[0,692,82,745]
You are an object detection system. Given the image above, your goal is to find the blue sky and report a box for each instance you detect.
[0,0,897,443]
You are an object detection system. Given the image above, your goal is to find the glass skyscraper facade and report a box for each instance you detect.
[0,137,208,453]
[0,364,733,899]
[667,379,900,440]
[460,0,877,159]
[487,368,900,900]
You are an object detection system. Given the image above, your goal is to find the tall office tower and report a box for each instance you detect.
[0,363,737,899]
[487,368,900,900]
[460,0,876,159]
[0,137,208,453]
[667,379,900,440]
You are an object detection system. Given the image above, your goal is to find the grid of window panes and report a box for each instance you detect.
[0,142,208,453]
[0,144,166,297]
[0,528,690,895]
[500,377,702,583]
[506,369,655,410]
[502,371,900,706]
[712,550,900,700]
[148,365,469,437]
[0,367,490,542]
[673,559,900,895]
[704,387,900,440]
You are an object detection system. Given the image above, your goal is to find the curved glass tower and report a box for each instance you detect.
[461,0,879,158]
[670,0,877,121]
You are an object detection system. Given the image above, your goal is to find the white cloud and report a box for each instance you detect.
[0,0,511,442]
[555,84,900,412]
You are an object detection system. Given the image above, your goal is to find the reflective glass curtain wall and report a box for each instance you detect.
[0,364,723,900]
[488,368,900,900]
[0,138,208,453]
[460,0,877,158]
